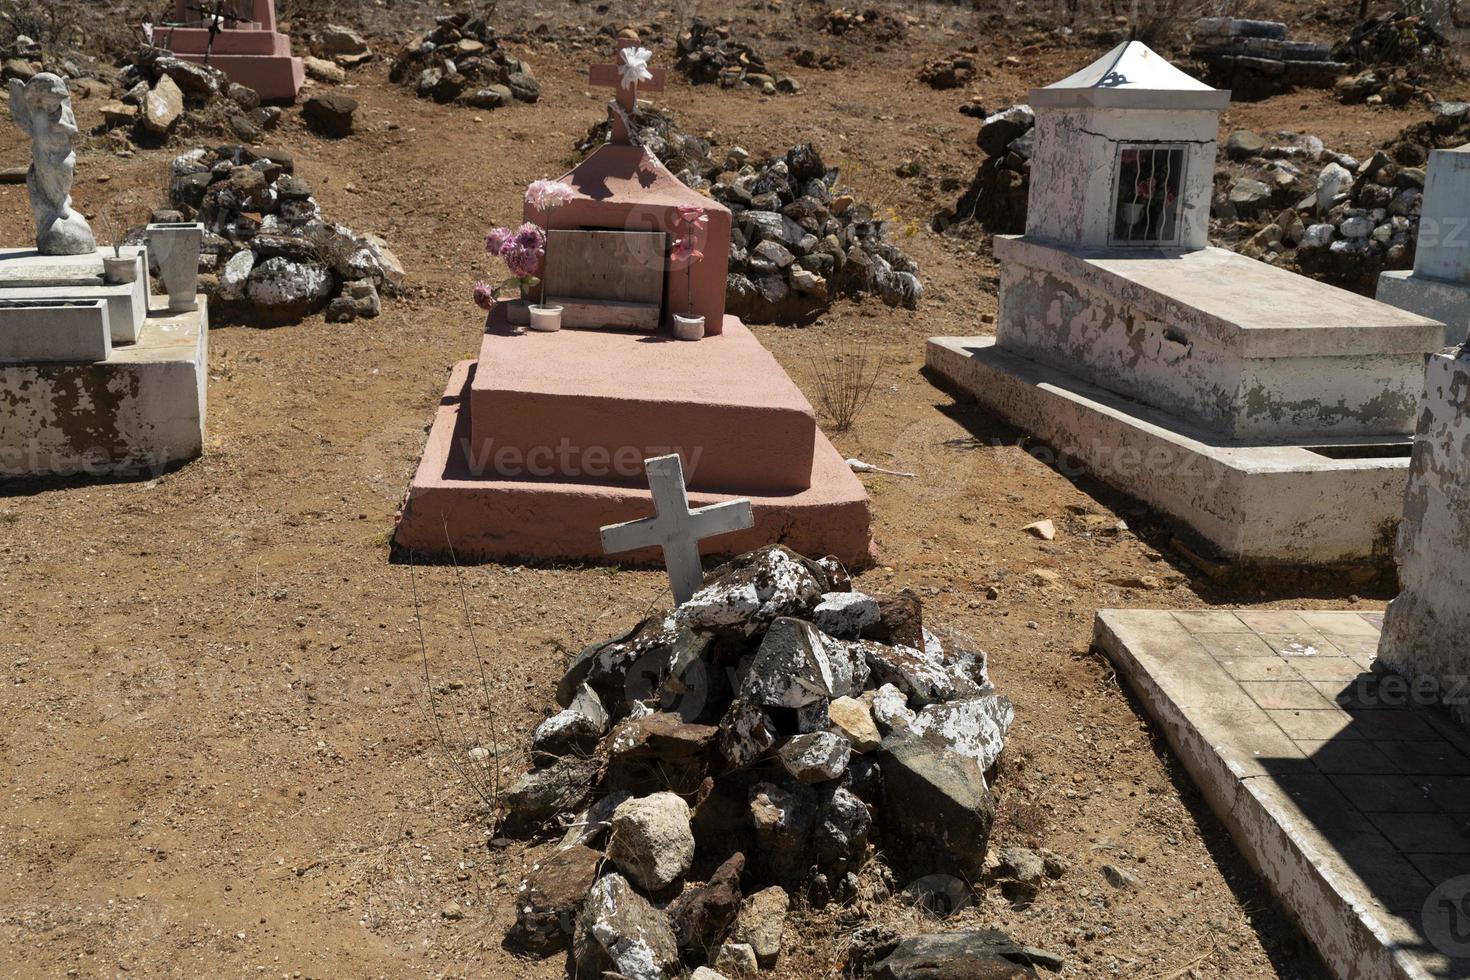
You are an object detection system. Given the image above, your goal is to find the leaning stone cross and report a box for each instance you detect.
[588,40,666,145]
[601,454,754,605]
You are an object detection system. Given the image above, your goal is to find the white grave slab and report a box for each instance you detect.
[0,246,149,343]
[0,298,111,363]
[1375,144,1470,345]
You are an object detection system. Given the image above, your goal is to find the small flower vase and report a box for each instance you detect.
[528,303,563,332]
[1120,202,1146,226]
[673,314,705,341]
[102,253,138,285]
[146,222,205,313]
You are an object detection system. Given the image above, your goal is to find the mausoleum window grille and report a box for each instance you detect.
[1109,144,1187,247]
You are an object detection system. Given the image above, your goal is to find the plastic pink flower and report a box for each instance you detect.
[472,281,495,311]
[672,236,703,263]
[676,204,708,230]
[526,179,576,212]
[504,244,540,279]
[485,227,513,256]
[511,222,546,252]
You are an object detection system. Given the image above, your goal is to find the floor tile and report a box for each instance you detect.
[1195,631,1281,659]
[1379,741,1470,776]
[1299,739,1402,774]
[1237,610,1314,633]
[1298,610,1384,639]
[1268,709,1362,741]
[1367,812,1470,854]
[1172,610,1253,633]
[1241,681,1336,710]
[1329,774,1439,812]
[1258,630,1346,658]
[1219,658,1299,682]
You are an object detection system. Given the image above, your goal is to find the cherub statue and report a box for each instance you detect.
[8,73,96,256]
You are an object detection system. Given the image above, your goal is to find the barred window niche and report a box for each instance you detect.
[1109,144,1187,246]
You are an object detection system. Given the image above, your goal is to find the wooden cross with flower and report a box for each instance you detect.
[589,40,666,145]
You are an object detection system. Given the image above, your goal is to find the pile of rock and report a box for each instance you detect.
[1190,17,1345,100]
[935,104,1034,236]
[578,107,923,323]
[388,12,539,109]
[1218,106,1470,291]
[2,34,107,90]
[160,145,403,324]
[917,53,976,90]
[674,20,799,95]
[822,8,911,41]
[107,46,279,143]
[303,23,374,71]
[1331,12,1446,106]
[788,46,845,71]
[503,546,1026,978]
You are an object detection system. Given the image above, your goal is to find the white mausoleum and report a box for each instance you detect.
[929,42,1447,567]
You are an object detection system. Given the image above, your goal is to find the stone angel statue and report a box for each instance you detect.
[8,73,96,256]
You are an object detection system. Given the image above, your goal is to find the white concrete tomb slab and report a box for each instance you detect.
[1375,144,1470,345]
[0,298,111,363]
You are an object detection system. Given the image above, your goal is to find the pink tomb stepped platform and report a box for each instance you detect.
[164,0,304,101]
[393,325,874,567]
[470,314,813,494]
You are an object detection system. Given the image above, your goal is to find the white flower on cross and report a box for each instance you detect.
[618,47,653,90]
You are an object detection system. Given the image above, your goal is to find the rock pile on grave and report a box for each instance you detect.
[1189,18,1345,100]
[502,545,1015,977]
[822,8,911,41]
[1332,12,1446,106]
[1219,104,1470,291]
[388,12,540,109]
[935,103,1034,236]
[675,20,800,95]
[159,145,404,324]
[577,107,922,323]
[106,46,281,143]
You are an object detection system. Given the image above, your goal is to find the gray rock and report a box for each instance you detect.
[1316,161,1352,214]
[691,968,732,980]
[868,930,1045,979]
[142,75,184,135]
[1225,129,1267,160]
[753,239,795,267]
[245,256,335,320]
[531,683,609,760]
[303,92,356,137]
[749,780,818,883]
[737,209,806,248]
[574,872,680,980]
[718,698,776,768]
[513,843,601,952]
[815,785,870,875]
[216,248,254,302]
[813,591,880,639]
[909,694,1014,775]
[729,886,789,969]
[741,617,860,709]
[978,104,1034,158]
[506,71,540,103]
[713,942,759,976]
[778,731,851,783]
[676,545,826,633]
[1227,178,1272,218]
[464,85,511,108]
[860,641,956,706]
[608,792,696,891]
[505,755,598,829]
[877,731,996,881]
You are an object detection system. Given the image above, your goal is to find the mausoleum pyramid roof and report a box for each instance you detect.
[1031,40,1230,110]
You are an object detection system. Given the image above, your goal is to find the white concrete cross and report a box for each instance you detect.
[600,454,754,605]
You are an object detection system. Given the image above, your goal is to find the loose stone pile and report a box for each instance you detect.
[1333,11,1446,106]
[674,20,799,95]
[503,546,1024,978]
[1221,102,1470,291]
[935,104,1034,236]
[917,52,977,90]
[161,145,403,323]
[578,107,922,323]
[822,8,911,41]
[106,46,279,143]
[388,12,540,109]
[1190,17,1345,100]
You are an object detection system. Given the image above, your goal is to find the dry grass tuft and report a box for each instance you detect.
[809,341,885,433]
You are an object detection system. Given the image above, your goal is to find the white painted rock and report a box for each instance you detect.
[713,942,759,976]
[870,682,916,732]
[742,617,863,709]
[143,75,183,135]
[860,640,957,706]
[812,591,880,639]
[910,694,1015,775]
[778,731,851,783]
[1316,161,1352,214]
[216,249,254,301]
[574,872,680,980]
[675,545,825,633]
[532,683,609,759]
[608,792,695,891]
[245,256,334,318]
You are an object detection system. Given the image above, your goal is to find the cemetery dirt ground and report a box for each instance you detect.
[0,7,1441,977]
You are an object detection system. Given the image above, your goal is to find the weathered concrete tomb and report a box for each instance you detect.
[3,75,207,480]
[927,42,1446,567]
[1377,143,1470,347]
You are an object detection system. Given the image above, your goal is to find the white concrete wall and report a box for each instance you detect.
[1379,350,1470,726]
[1025,106,1218,251]
[996,252,1425,439]
[1375,269,1469,346]
[1413,146,1470,285]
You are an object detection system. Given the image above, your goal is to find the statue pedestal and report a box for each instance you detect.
[0,246,149,343]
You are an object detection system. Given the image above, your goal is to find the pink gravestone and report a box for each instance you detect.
[392,44,874,566]
[164,0,304,102]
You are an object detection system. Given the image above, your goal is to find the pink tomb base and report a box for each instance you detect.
[165,28,304,101]
[393,360,875,567]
